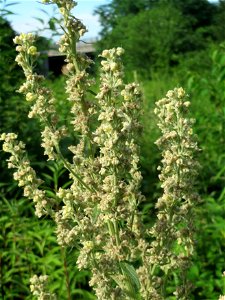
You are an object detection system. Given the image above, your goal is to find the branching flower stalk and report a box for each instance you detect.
[30,275,56,299]
[56,0,95,149]
[151,88,200,299]
[13,33,67,161]
[0,0,201,299]
[1,1,147,298]
[89,48,147,299]
[0,133,55,218]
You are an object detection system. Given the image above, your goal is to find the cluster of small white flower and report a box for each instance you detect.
[14,33,67,161]
[30,275,56,300]
[86,47,148,299]
[151,87,200,299]
[0,133,55,218]
[0,0,202,299]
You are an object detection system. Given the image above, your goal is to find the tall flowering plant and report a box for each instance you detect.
[152,88,200,299]
[0,0,200,299]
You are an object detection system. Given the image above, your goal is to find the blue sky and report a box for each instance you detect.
[4,0,218,40]
[5,0,110,40]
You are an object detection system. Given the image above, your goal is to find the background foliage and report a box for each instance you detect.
[0,0,225,299]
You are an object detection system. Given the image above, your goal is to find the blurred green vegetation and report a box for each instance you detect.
[0,0,225,299]
[139,43,225,299]
[95,0,225,74]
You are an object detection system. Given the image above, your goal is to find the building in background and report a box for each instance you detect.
[44,40,96,76]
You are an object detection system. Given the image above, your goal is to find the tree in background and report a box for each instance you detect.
[0,12,53,189]
[212,0,225,42]
[0,17,24,133]
[95,0,221,75]
[95,0,153,36]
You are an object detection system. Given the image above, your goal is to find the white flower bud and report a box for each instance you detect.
[13,36,21,44]
[177,87,185,98]
[101,49,110,58]
[26,92,36,102]
[27,46,37,56]
[116,47,124,56]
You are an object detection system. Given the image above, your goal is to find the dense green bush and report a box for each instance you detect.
[96,0,222,74]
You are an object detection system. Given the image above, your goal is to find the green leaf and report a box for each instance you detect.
[38,8,50,17]
[120,262,141,291]
[42,172,53,182]
[5,2,19,7]
[212,50,218,62]
[111,263,141,299]
[62,180,73,189]
[189,264,199,279]
[218,187,225,202]
[48,18,56,31]
[33,17,45,25]
[1,9,15,15]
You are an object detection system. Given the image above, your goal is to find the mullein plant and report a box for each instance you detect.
[0,0,200,299]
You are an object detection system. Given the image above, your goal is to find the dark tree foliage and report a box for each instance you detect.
[171,0,217,29]
[0,17,52,134]
[95,0,222,74]
[0,17,20,81]
[168,0,218,53]
[0,17,26,186]
[212,0,225,42]
[0,17,44,186]
[0,17,24,133]
[95,0,155,35]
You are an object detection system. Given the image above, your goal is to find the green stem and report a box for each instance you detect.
[113,220,120,247]
[43,117,96,193]
[55,144,95,193]
[66,18,95,158]
[63,250,71,300]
